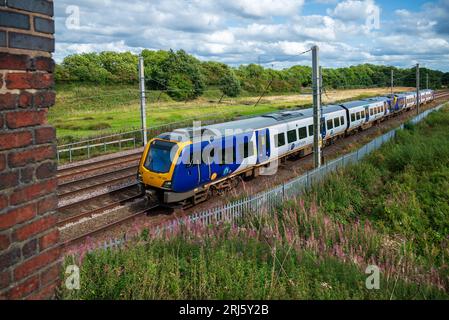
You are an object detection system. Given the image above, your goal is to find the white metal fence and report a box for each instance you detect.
[71,104,445,254]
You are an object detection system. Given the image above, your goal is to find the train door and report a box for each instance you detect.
[257,129,271,164]
[199,142,212,185]
[182,145,201,188]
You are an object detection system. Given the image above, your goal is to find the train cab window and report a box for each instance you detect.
[327,119,334,130]
[287,130,297,143]
[308,124,314,137]
[275,133,286,148]
[298,127,307,140]
[351,113,356,122]
[340,116,345,125]
[334,117,340,128]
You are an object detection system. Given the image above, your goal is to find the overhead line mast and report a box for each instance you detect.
[312,45,322,169]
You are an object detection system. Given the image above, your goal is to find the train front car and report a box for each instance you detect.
[137,133,192,207]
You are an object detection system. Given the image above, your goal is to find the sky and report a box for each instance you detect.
[54,0,449,71]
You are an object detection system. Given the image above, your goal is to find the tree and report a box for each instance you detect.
[220,71,241,97]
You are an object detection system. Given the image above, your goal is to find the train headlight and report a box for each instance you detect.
[137,173,143,183]
[162,181,173,189]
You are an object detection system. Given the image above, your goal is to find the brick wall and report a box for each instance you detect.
[0,0,60,300]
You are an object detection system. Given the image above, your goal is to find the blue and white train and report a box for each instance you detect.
[138,89,434,207]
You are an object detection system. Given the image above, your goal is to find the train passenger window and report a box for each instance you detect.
[356,112,361,120]
[308,125,314,136]
[351,113,356,122]
[275,133,286,148]
[243,140,254,159]
[361,111,365,118]
[370,109,373,116]
[287,130,297,143]
[221,147,235,165]
[327,119,334,130]
[340,116,345,125]
[298,127,307,140]
[334,117,340,128]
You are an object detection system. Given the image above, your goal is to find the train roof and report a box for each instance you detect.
[339,100,380,109]
[163,105,346,140]
[363,96,390,102]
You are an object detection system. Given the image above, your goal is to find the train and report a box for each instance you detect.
[137,89,435,208]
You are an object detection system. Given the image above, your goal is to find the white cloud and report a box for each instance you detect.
[328,0,379,22]
[52,0,449,71]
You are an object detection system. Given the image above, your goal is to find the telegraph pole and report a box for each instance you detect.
[312,46,321,168]
[138,56,148,146]
[391,69,394,95]
[416,63,420,115]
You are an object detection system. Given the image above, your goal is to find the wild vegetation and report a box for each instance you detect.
[61,106,449,300]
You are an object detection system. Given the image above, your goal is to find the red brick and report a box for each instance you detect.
[9,179,57,206]
[33,90,55,108]
[0,195,7,211]
[6,110,47,129]
[0,271,11,290]
[14,247,59,281]
[0,171,19,190]
[36,161,56,179]
[35,126,55,144]
[0,73,2,89]
[19,166,34,184]
[0,203,36,231]
[8,145,55,167]
[13,215,57,242]
[0,233,10,251]
[0,93,19,110]
[33,57,55,73]
[40,261,61,286]
[6,275,39,299]
[0,130,33,151]
[22,239,38,259]
[0,153,5,172]
[0,114,3,128]
[0,53,31,70]
[39,229,59,251]
[0,247,21,270]
[37,195,57,215]
[27,281,57,300]
[18,91,33,108]
[6,72,54,90]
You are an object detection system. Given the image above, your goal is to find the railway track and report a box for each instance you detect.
[58,165,137,199]
[57,151,142,179]
[58,184,142,227]
[58,91,449,249]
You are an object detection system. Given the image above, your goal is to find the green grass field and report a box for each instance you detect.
[51,84,414,144]
[61,106,449,300]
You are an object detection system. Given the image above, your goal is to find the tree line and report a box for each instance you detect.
[55,49,449,101]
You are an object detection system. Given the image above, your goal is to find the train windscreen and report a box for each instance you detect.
[144,140,179,174]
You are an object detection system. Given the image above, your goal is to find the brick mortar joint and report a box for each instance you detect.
[0,27,55,40]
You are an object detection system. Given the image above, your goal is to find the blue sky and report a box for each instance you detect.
[54,0,449,71]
